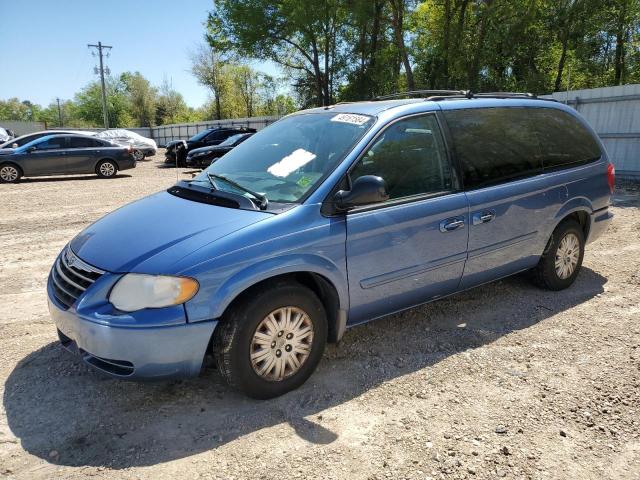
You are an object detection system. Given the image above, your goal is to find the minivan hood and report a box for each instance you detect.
[70,191,270,273]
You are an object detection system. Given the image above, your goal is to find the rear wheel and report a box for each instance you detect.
[213,282,327,399]
[96,160,118,178]
[533,219,585,290]
[133,149,144,162]
[0,163,22,183]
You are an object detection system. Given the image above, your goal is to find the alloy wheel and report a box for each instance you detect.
[99,162,116,177]
[0,165,19,182]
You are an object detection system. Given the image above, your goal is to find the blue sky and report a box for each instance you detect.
[0,0,280,108]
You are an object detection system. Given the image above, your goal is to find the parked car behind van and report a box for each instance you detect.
[185,132,254,168]
[94,129,157,161]
[0,133,135,182]
[47,92,613,399]
[164,126,256,167]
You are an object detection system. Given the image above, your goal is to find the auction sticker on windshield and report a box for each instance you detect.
[330,113,370,126]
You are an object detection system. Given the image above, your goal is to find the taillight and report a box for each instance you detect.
[607,163,615,194]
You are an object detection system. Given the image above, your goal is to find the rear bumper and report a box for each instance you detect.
[47,294,216,380]
[118,156,137,171]
[587,206,613,244]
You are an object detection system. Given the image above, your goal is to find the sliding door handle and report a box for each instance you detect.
[472,210,496,225]
[440,218,465,232]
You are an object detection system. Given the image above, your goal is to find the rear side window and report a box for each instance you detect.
[68,137,99,148]
[444,107,542,190]
[530,109,601,170]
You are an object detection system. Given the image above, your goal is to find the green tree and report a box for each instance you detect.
[120,71,157,126]
[75,78,133,127]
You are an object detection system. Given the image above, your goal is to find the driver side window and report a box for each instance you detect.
[35,137,66,150]
[350,114,453,200]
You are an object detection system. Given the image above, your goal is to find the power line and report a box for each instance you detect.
[87,41,112,128]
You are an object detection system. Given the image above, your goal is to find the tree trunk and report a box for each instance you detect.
[614,2,628,85]
[468,0,492,90]
[389,0,415,90]
[554,34,569,91]
[442,0,452,87]
[310,38,325,106]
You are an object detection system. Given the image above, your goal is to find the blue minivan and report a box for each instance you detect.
[47,92,614,398]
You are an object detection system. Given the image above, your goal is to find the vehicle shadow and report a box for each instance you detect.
[3,268,606,469]
[18,174,133,183]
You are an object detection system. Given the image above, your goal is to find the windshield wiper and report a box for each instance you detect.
[207,173,268,210]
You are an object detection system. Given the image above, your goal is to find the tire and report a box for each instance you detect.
[133,149,144,162]
[96,159,118,178]
[213,282,328,399]
[0,163,22,183]
[533,219,585,290]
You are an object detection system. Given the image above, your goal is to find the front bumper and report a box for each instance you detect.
[47,284,217,380]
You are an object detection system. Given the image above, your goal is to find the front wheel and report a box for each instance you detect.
[96,160,118,178]
[213,282,327,399]
[533,219,585,290]
[0,163,22,183]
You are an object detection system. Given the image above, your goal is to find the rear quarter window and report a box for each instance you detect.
[530,109,602,170]
[444,107,542,190]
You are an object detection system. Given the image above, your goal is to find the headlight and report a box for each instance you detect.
[109,274,199,312]
[193,151,208,157]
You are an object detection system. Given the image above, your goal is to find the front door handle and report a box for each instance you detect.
[440,217,465,232]
[472,210,496,225]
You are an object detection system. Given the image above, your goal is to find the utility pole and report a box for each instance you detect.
[87,41,112,128]
[56,98,63,127]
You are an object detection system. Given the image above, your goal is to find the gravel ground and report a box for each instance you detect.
[0,151,638,480]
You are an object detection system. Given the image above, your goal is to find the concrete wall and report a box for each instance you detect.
[543,84,640,177]
[0,120,46,136]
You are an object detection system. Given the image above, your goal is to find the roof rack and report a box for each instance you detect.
[374,90,470,101]
[373,90,555,102]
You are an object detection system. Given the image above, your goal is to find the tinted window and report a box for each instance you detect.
[33,137,66,150]
[444,107,542,190]
[206,130,230,141]
[350,114,453,200]
[531,109,601,169]
[68,137,98,148]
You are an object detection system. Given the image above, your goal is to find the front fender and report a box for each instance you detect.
[187,254,348,322]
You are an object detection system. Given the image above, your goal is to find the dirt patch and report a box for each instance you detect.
[0,154,638,479]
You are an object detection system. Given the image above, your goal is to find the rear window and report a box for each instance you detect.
[444,107,542,189]
[530,109,601,170]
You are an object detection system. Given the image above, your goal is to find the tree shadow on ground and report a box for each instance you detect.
[3,268,606,469]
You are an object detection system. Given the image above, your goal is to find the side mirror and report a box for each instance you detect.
[27,146,36,152]
[334,175,389,211]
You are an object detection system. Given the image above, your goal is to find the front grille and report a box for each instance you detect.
[51,247,104,309]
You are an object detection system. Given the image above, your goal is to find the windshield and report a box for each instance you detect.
[219,133,244,147]
[191,112,375,204]
[189,129,212,142]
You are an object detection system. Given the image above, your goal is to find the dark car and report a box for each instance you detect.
[185,132,254,168]
[0,134,136,183]
[0,129,95,150]
[164,126,256,167]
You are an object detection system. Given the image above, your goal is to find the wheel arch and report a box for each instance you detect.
[553,197,592,241]
[0,161,24,176]
[204,258,348,344]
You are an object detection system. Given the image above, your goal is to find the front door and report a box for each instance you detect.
[20,136,68,176]
[345,113,469,324]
